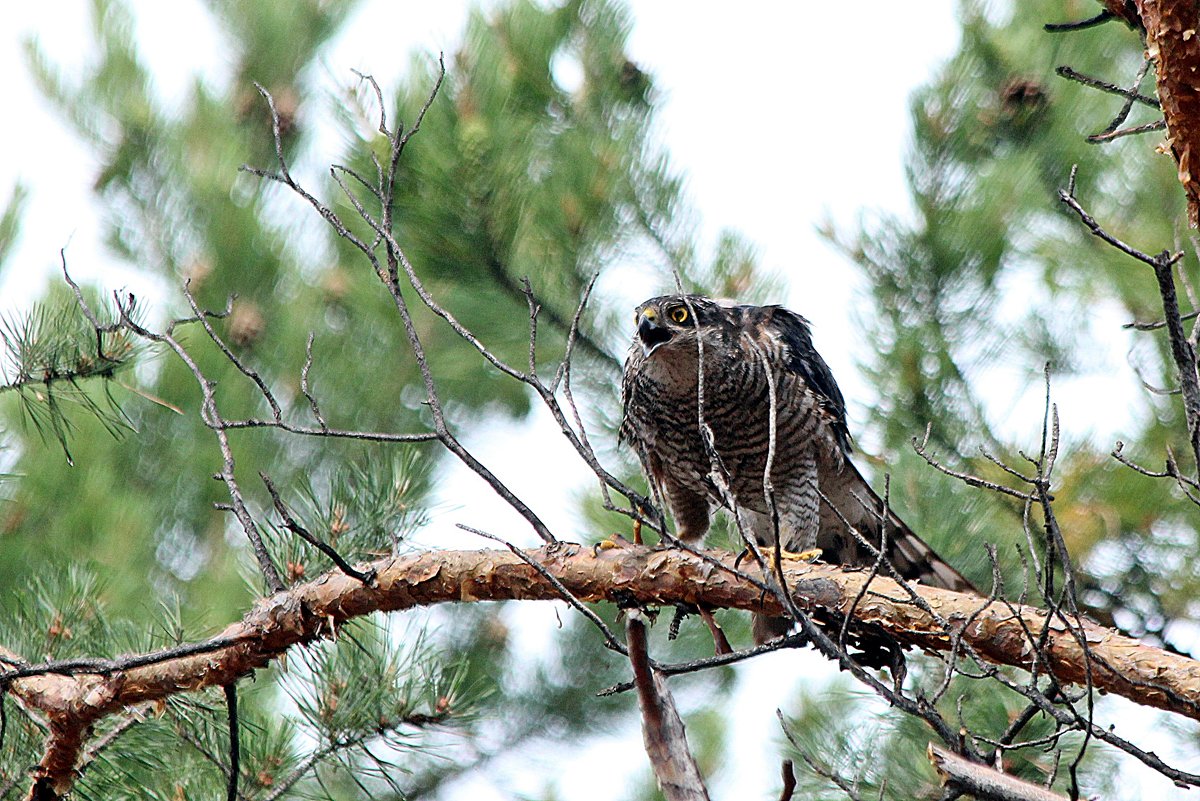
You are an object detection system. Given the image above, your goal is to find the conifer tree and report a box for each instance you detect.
[4,2,1200,800]
[1,1,773,797]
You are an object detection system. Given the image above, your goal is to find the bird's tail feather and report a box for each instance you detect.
[822,460,976,593]
[751,462,975,645]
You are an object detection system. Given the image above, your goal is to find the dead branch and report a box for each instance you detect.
[927,743,1068,801]
[223,683,240,801]
[1059,172,1200,476]
[626,610,710,801]
[1045,0,1143,33]
[1054,65,1159,110]
[777,759,797,801]
[6,543,1200,797]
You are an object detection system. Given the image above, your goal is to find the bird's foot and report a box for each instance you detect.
[767,546,823,563]
[733,546,822,569]
[733,547,751,570]
[593,533,635,555]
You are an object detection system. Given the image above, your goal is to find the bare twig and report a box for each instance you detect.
[103,287,285,593]
[777,710,863,801]
[244,70,563,546]
[913,429,1033,502]
[777,759,797,801]
[1061,170,1200,472]
[1088,118,1166,142]
[1054,66,1159,109]
[1059,166,1181,269]
[598,634,806,696]
[300,332,327,429]
[1088,55,1157,140]
[262,472,376,585]
[1044,11,1117,32]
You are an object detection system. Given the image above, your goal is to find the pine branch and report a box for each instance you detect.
[5,543,1200,798]
[927,743,1068,801]
[0,294,137,462]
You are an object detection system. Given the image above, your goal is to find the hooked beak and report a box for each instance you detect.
[637,310,672,357]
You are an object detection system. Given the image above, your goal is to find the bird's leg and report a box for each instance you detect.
[662,478,713,546]
[765,446,821,561]
[599,504,647,551]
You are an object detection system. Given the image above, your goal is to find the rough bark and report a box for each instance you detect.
[626,611,711,801]
[1136,0,1200,225]
[927,743,1069,801]
[5,542,1200,797]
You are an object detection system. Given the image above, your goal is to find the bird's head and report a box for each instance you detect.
[631,295,722,358]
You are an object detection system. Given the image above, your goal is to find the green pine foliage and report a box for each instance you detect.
[2,1,765,797]
[0,287,138,463]
[837,0,1196,647]
[0,183,28,270]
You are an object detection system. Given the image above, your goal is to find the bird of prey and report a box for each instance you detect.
[620,294,972,643]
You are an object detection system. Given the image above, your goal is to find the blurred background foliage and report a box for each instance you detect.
[0,0,1197,797]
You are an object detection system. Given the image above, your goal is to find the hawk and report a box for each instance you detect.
[619,294,972,643]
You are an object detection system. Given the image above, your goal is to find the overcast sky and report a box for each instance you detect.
[1,0,959,376]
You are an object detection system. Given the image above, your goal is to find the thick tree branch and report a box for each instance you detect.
[927,743,1068,801]
[6,543,1200,797]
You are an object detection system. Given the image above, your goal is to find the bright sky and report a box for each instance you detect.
[0,1,959,385]
[5,3,1180,800]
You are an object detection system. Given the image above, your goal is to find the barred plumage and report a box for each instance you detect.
[620,295,972,642]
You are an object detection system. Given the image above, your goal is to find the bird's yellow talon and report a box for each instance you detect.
[594,534,633,554]
[763,546,823,562]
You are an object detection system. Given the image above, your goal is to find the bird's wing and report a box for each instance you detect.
[759,306,973,592]
[758,306,853,454]
[617,349,640,448]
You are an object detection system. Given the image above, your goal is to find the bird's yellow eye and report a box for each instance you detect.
[669,306,689,324]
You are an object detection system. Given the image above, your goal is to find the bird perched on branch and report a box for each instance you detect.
[620,294,973,643]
